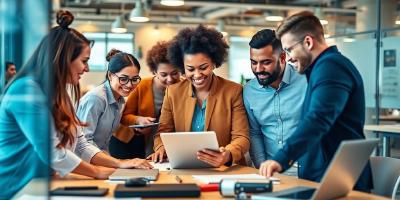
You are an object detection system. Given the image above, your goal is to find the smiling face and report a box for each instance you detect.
[250,45,284,87]
[68,44,90,85]
[154,63,181,89]
[108,65,140,98]
[183,53,214,92]
[281,33,312,74]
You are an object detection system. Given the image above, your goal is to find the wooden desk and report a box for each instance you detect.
[364,124,400,157]
[46,165,387,199]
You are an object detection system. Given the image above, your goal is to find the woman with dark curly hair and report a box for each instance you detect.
[110,41,181,159]
[150,25,250,167]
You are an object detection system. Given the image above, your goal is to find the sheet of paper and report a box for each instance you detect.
[150,161,171,171]
[192,174,280,184]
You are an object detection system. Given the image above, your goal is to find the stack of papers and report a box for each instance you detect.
[192,174,280,184]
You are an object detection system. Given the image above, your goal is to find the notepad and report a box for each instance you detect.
[192,174,280,184]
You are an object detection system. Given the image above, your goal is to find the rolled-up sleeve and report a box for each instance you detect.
[74,129,101,163]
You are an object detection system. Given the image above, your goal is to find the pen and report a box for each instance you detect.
[175,175,183,183]
[64,186,98,190]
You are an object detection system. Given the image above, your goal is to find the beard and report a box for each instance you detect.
[253,60,281,87]
[295,47,313,74]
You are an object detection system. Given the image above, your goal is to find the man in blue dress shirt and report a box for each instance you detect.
[243,29,307,176]
[259,11,373,192]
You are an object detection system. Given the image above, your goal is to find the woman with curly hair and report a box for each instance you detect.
[150,25,250,167]
[110,41,181,159]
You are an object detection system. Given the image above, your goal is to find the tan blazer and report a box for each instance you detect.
[154,75,250,165]
[115,77,156,143]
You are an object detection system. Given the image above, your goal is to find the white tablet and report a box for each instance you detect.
[160,131,219,169]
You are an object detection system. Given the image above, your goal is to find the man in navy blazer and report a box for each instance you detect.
[259,11,372,192]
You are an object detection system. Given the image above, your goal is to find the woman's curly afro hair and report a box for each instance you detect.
[146,41,174,74]
[167,25,229,73]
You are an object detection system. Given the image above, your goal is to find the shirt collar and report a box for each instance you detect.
[104,81,124,105]
[305,45,338,79]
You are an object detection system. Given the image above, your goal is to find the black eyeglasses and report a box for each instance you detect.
[112,73,141,85]
[283,37,305,56]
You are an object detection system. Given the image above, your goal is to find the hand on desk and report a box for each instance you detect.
[259,160,282,177]
[197,147,232,167]
[148,146,168,163]
[118,158,153,169]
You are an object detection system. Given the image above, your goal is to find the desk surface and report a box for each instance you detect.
[364,124,400,133]
[47,165,388,200]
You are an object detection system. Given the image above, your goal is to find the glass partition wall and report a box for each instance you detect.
[0,0,50,199]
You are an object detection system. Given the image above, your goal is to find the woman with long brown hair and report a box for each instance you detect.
[0,10,150,198]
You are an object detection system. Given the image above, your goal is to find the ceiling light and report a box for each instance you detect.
[111,16,127,33]
[320,19,328,25]
[265,16,283,22]
[160,0,184,6]
[129,0,149,22]
[264,11,284,22]
[343,37,355,43]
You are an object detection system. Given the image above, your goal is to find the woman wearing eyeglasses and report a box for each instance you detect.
[110,41,181,159]
[76,49,143,155]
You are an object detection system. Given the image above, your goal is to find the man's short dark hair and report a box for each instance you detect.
[276,11,324,43]
[249,29,282,53]
[5,61,14,71]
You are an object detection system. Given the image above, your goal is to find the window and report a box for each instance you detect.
[84,32,134,71]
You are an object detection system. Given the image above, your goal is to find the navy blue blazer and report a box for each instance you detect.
[273,46,372,192]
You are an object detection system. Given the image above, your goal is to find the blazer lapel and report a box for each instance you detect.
[205,96,216,130]
[205,75,218,130]
[185,83,197,131]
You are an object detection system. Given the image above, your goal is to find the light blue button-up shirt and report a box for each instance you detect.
[77,81,125,152]
[191,99,207,132]
[243,65,307,169]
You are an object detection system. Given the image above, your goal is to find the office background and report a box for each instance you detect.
[1,0,400,197]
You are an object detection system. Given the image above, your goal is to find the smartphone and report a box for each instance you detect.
[129,122,160,128]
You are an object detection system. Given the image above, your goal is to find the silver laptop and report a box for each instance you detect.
[252,139,379,200]
[109,168,159,181]
[161,131,220,169]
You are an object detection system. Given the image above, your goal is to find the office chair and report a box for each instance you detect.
[370,156,400,199]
